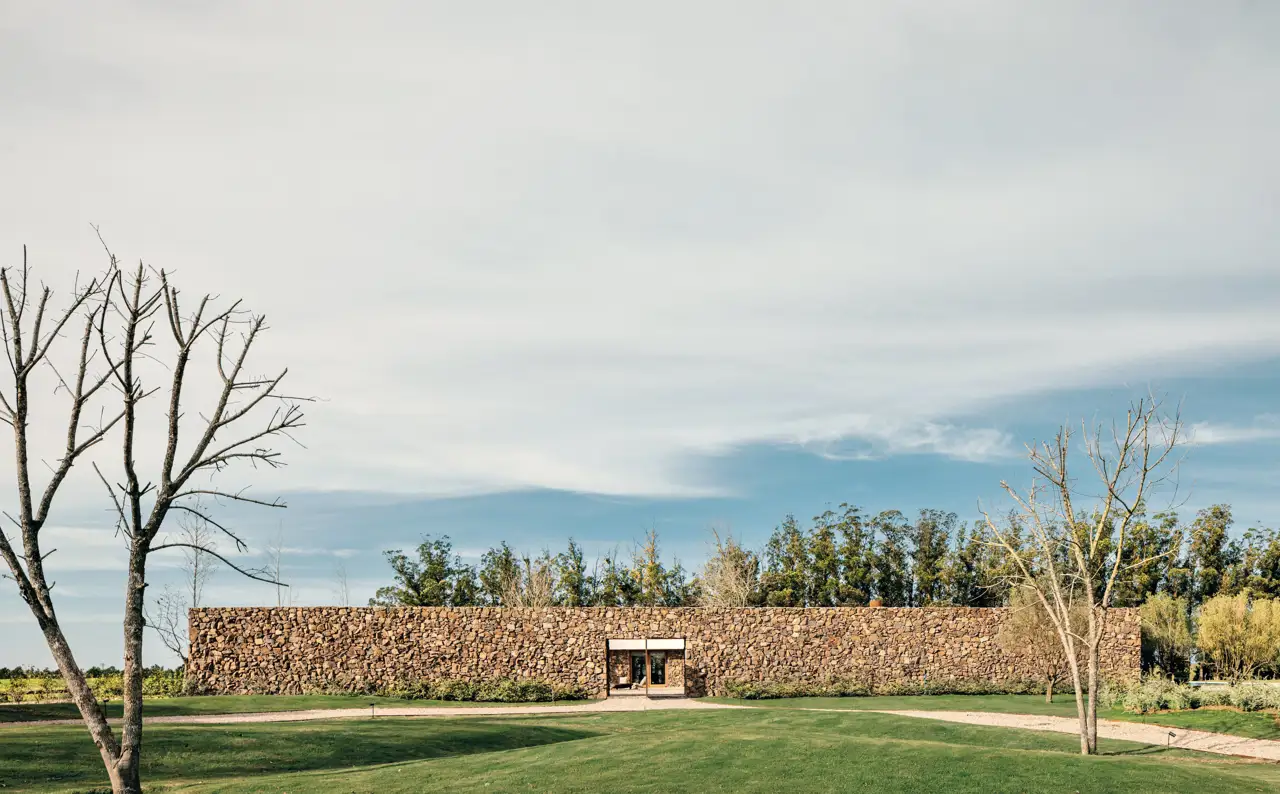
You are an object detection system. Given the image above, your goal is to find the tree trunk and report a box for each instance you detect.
[1086,636,1100,755]
[1065,650,1088,755]
[41,619,123,778]
[113,547,150,794]
[1045,677,1054,703]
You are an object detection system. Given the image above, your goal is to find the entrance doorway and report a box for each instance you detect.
[606,638,685,697]
[631,651,666,686]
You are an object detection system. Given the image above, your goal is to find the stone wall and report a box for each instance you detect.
[187,606,1140,697]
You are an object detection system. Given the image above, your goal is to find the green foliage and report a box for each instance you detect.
[870,510,911,607]
[478,542,521,606]
[142,669,185,698]
[1189,505,1236,605]
[761,514,809,607]
[555,538,593,606]
[360,677,588,703]
[910,509,954,606]
[1228,682,1280,712]
[834,503,874,606]
[1139,592,1193,679]
[1197,592,1280,680]
[369,534,478,607]
[0,668,183,704]
[1121,678,1193,714]
[721,677,1057,700]
[1103,678,1280,714]
[1115,511,1182,606]
[90,674,124,701]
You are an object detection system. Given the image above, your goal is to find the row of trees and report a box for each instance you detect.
[369,502,1278,613]
[370,530,696,608]
[1142,591,1280,681]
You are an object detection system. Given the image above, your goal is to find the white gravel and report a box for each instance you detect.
[870,709,1280,762]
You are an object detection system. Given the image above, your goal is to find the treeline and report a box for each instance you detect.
[370,502,1280,611]
[370,529,696,608]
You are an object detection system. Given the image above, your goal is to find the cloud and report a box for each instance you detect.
[781,417,1017,463]
[0,1,1276,507]
[25,527,129,574]
[279,547,363,558]
[1188,415,1280,446]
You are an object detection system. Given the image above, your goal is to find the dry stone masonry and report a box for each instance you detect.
[187,606,1140,697]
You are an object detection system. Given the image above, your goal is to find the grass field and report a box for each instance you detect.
[4,707,1280,793]
[0,693,594,723]
[710,694,1280,740]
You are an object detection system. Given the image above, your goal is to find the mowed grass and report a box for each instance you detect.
[708,694,1280,740]
[0,693,596,723]
[4,709,1280,794]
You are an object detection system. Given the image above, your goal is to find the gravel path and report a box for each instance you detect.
[0,696,739,729]
[871,709,1280,762]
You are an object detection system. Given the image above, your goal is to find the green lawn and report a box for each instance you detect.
[3,709,1280,793]
[708,694,1280,740]
[0,693,595,723]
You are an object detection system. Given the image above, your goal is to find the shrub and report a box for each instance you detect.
[720,677,1063,700]
[477,678,523,702]
[303,676,583,703]
[432,679,480,701]
[1097,680,1126,710]
[1121,678,1192,714]
[1229,683,1280,713]
[1194,686,1232,708]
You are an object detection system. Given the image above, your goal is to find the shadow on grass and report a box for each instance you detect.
[1104,745,1182,757]
[0,718,602,791]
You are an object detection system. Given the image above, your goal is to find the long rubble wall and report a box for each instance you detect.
[187,606,1141,697]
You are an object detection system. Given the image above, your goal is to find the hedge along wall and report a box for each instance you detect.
[186,606,1141,698]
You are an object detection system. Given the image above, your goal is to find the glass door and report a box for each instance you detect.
[630,653,646,685]
[650,651,666,685]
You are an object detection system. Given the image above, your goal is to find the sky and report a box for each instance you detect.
[1,1,1278,667]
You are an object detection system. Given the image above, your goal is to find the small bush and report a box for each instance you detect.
[1122,678,1192,714]
[720,677,1062,700]
[1097,680,1127,710]
[1229,683,1280,712]
[1194,686,1232,707]
[432,679,480,701]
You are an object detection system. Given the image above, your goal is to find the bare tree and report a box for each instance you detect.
[0,247,307,793]
[697,526,760,607]
[144,509,220,666]
[503,552,556,607]
[265,527,287,607]
[333,560,351,607]
[982,397,1182,754]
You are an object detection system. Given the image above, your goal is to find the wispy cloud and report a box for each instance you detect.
[786,418,1018,463]
[2,2,1278,504]
[1188,415,1280,446]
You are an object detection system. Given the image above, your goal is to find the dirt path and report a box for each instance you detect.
[0,696,740,729]
[870,709,1280,762]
